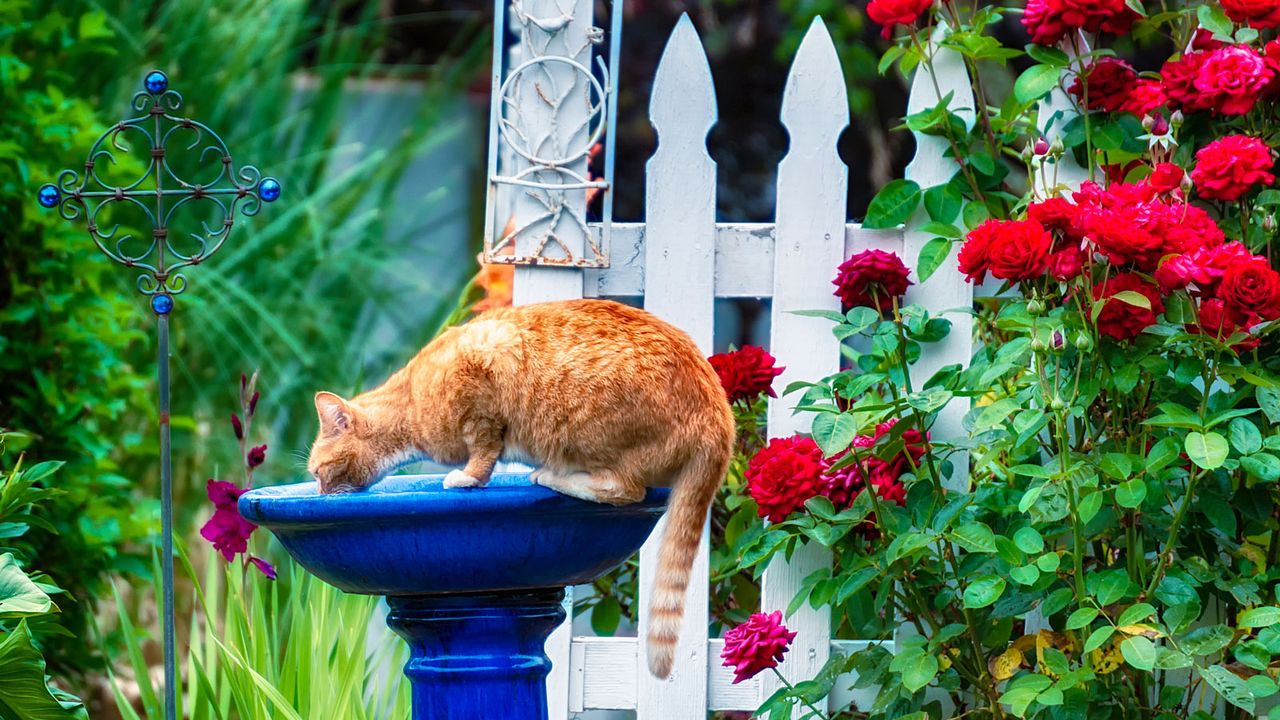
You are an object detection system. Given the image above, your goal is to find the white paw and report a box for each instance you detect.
[443,469,484,489]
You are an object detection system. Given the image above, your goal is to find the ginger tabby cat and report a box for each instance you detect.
[306,299,734,678]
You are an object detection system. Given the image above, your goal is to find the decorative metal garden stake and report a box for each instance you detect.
[37,70,280,720]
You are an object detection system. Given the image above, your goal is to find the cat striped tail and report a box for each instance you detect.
[646,438,732,679]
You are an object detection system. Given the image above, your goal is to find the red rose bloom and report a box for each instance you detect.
[1148,163,1185,194]
[1265,40,1280,96]
[1047,246,1086,281]
[1220,259,1280,324]
[1022,0,1068,44]
[1192,27,1227,51]
[1092,273,1165,340]
[866,0,933,38]
[745,436,827,522]
[709,346,785,404]
[720,611,797,684]
[1192,135,1276,202]
[1123,79,1168,116]
[1155,242,1253,295]
[1069,58,1138,113]
[1155,204,1225,255]
[1190,298,1261,351]
[958,220,995,283]
[1083,206,1164,270]
[986,219,1054,281]
[1162,52,1209,111]
[1028,197,1082,240]
[1222,0,1280,28]
[825,419,922,510]
[833,249,913,313]
[1194,45,1272,116]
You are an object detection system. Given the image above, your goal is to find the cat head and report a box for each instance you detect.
[307,391,380,493]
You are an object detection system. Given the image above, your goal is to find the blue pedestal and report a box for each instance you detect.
[240,473,668,720]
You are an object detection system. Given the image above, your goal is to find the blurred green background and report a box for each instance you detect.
[0,0,915,716]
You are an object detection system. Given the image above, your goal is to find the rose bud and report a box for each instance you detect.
[1050,328,1066,351]
[1034,138,1050,156]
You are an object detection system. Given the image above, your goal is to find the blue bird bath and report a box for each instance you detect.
[239,473,669,720]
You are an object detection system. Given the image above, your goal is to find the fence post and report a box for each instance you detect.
[636,14,718,718]
[760,17,848,716]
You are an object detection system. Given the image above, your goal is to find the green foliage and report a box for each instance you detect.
[0,433,87,720]
[110,539,408,719]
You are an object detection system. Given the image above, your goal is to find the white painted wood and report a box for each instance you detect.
[566,637,879,711]
[637,14,716,719]
[760,16,847,716]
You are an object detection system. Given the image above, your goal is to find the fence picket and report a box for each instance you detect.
[759,17,848,715]
[637,14,717,719]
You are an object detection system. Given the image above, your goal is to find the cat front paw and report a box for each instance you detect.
[443,469,484,489]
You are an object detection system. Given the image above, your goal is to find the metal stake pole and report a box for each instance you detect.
[157,308,176,719]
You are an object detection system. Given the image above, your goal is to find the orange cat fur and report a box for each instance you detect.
[306,298,734,678]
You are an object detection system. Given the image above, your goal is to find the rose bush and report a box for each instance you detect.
[712,1,1280,718]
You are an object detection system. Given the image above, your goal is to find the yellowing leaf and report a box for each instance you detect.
[991,647,1025,680]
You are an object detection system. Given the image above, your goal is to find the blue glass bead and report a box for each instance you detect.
[144,70,168,95]
[259,178,282,203]
[151,293,174,315]
[37,184,60,208]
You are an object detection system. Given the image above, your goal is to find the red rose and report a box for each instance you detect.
[1220,258,1280,324]
[1148,163,1185,194]
[1083,206,1164,270]
[1265,40,1280,96]
[708,346,785,404]
[832,249,912,313]
[1156,204,1225,255]
[986,219,1054,281]
[1022,0,1068,44]
[1189,298,1261,352]
[1192,27,1227,51]
[1192,135,1276,202]
[1162,52,1208,111]
[720,611,797,684]
[1073,180,1158,209]
[866,0,933,38]
[1069,58,1138,113]
[1222,0,1280,28]
[1155,242,1253,295]
[1194,45,1272,116]
[1047,246,1085,281]
[1092,273,1164,340]
[824,419,920,511]
[958,220,995,284]
[745,436,827,522]
[1122,79,1168,116]
[1028,197,1082,240]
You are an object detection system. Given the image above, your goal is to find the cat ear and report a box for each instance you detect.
[315,391,352,435]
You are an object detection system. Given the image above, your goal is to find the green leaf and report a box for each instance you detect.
[1111,290,1152,311]
[1066,608,1099,630]
[863,179,922,229]
[1185,432,1229,471]
[1182,625,1234,656]
[1084,626,1114,654]
[916,237,953,283]
[1198,665,1255,713]
[1094,570,1131,607]
[949,522,997,554]
[901,652,939,692]
[924,182,963,224]
[1197,4,1234,38]
[590,596,621,635]
[1121,636,1157,671]
[811,413,860,456]
[1014,64,1061,104]
[1115,478,1147,509]
[1230,418,1263,455]
[1118,603,1156,626]
[0,554,52,619]
[1013,527,1044,554]
[1239,606,1280,629]
[1026,44,1069,66]
[0,622,86,720]
[1242,454,1280,482]
[963,575,1007,609]
[1259,387,1280,424]
[1009,565,1040,585]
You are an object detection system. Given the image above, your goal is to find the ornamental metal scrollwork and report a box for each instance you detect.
[37,70,281,311]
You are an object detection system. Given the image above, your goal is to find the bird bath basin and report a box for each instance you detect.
[240,472,669,720]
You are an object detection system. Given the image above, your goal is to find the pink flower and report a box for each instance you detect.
[720,611,797,684]
[1192,135,1276,202]
[1156,242,1254,295]
[832,249,913,313]
[1194,45,1272,116]
[247,444,267,469]
[709,346,785,404]
[199,479,275,579]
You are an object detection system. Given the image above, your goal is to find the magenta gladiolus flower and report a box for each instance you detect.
[199,479,274,579]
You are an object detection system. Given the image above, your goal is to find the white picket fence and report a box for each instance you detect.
[498,9,1059,718]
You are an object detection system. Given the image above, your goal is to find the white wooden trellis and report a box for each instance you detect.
[491,5,1056,718]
